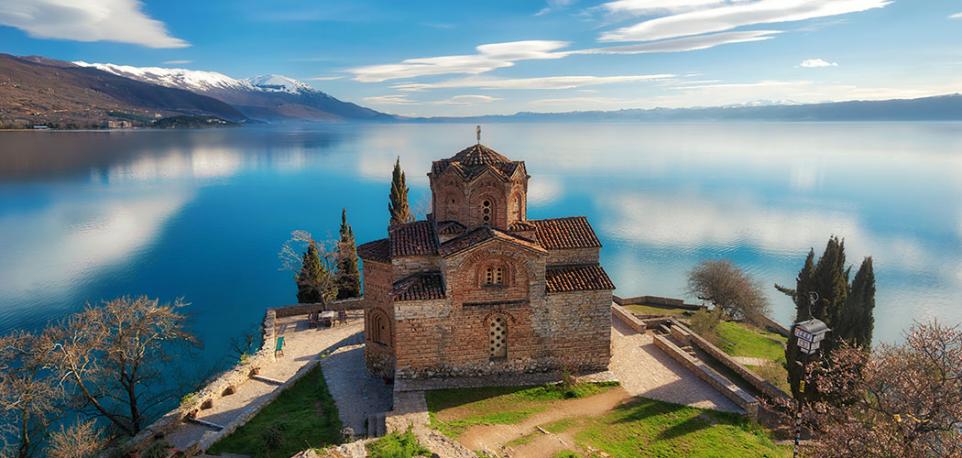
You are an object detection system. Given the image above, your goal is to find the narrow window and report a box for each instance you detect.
[485,267,494,285]
[482,199,492,223]
[483,265,505,286]
[489,317,507,359]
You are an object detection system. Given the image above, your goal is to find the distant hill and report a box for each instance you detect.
[75,62,394,122]
[415,94,962,123]
[0,54,247,129]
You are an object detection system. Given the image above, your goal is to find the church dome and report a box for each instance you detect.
[449,144,512,166]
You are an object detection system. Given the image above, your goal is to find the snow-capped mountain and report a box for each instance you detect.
[72,62,391,122]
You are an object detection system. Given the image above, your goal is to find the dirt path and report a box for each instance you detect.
[458,387,631,455]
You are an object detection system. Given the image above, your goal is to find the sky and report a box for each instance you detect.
[1,0,962,116]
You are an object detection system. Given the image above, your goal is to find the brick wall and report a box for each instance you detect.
[364,260,395,377]
[543,289,612,372]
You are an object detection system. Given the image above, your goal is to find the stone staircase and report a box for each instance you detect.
[367,412,387,438]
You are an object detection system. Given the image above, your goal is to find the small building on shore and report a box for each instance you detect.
[357,140,614,379]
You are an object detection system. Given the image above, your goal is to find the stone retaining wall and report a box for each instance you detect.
[122,298,361,454]
[612,295,704,310]
[611,303,646,332]
[653,334,759,417]
[678,321,791,403]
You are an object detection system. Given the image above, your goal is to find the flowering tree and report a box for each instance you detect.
[801,320,962,457]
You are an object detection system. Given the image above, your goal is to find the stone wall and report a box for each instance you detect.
[543,289,612,372]
[546,247,599,265]
[653,334,759,417]
[392,255,442,278]
[364,260,395,378]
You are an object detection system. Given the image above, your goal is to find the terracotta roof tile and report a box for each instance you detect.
[530,217,602,250]
[389,220,438,257]
[357,238,390,263]
[508,220,537,232]
[431,144,523,180]
[439,226,546,257]
[392,272,445,301]
[545,264,615,293]
[437,220,467,236]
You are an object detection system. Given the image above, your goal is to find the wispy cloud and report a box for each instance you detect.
[579,30,779,54]
[536,0,577,16]
[0,0,189,48]
[950,12,962,20]
[393,74,674,91]
[350,40,571,82]
[163,59,192,65]
[799,58,838,68]
[599,0,891,42]
[434,95,501,105]
[308,76,343,81]
[363,95,415,105]
[602,0,725,15]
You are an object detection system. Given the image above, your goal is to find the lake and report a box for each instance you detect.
[1,122,960,376]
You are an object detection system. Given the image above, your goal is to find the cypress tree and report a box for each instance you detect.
[845,257,876,349]
[782,248,815,399]
[336,208,361,299]
[388,157,412,226]
[296,240,324,304]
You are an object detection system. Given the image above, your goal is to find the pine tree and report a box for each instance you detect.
[388,157,412,226]
[296,240,324,303]
[844,257,876,349]
[336,208,361,299]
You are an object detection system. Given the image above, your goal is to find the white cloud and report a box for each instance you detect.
[0,0,189,48]
[350,40,571,82]
[308,75,344,81]
[600,0,891,42]
[393,74,674,91]
[579,30,779,54]
[163,59,192,65]
[799,58,838,68]
[536,0,576,16]
[434,95,501,105]
[603,0,725,15]
[363,95,415,105]
[950,12,962,20]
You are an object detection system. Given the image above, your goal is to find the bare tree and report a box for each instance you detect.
[0,331,60,458]
[46,421,102,458]
[42,296,199,436]
[802,320,962,457]
[687,260,771,325]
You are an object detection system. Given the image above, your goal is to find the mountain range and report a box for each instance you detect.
[3,53,962,129]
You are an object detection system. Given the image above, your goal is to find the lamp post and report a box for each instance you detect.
[791,292,830,458]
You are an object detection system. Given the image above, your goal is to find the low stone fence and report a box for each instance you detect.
[751,314,791,337]
[613,295,704,310]
[611,304,646,332]
[121,297,363,455]
[680,322,791,403]
[653,334,759,417]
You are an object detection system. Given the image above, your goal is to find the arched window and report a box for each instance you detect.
[483,265,505,286]
[481,199,492,224]
[489,316,507,359]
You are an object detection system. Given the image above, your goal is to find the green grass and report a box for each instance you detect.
[366,428,430,458]
[714,321,787,364]
[573,398,790,457]
[745,364,791,393]
[426,382,618,439]
[626,304,690,316]
[207,366,342,458]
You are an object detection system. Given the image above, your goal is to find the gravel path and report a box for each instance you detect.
[610,318,741,413]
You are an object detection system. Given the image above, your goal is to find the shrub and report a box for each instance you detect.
[366,428,430,458]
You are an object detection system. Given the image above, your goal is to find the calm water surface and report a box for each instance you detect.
[1,122,960,376]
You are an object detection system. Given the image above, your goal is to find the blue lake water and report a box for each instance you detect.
[1,122,960,378]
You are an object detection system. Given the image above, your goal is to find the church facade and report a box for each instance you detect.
[357,142,614,379]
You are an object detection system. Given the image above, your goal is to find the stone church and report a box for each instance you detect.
[357,140,614,379]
